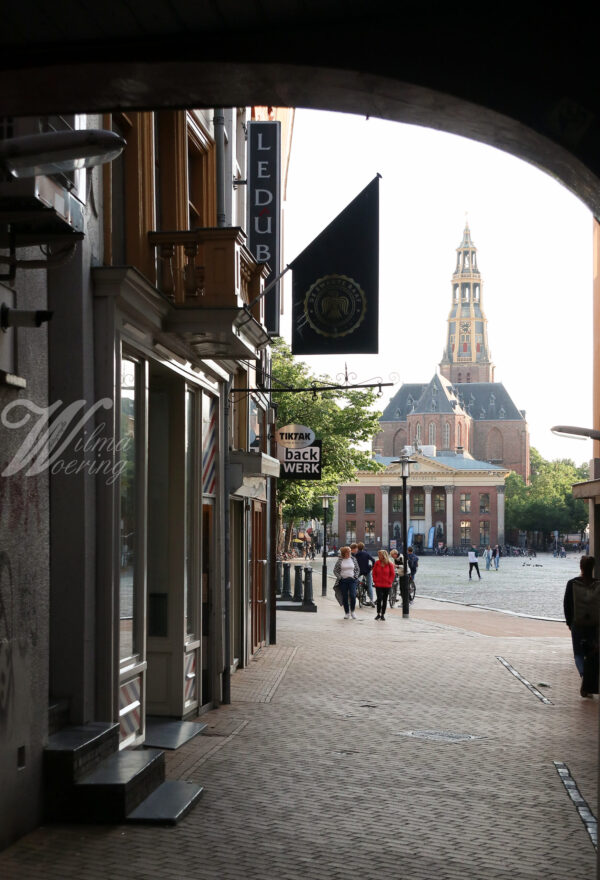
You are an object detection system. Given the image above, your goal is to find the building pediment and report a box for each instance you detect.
[385,453,456,476]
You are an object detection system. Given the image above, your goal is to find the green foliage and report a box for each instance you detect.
[505,448,589,537]
[271,338,383,524]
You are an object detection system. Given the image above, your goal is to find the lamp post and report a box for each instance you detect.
[320,494,335,596]
[392,454,417,618]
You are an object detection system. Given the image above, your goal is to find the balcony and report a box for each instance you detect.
[148,227,270,359]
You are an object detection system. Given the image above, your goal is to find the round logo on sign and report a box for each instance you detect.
[276,424,315,449]
[303,274,366,339]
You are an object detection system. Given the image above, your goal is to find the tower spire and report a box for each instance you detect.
[439,222,495,384]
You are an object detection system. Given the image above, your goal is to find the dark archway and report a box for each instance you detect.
[1,5,600,214]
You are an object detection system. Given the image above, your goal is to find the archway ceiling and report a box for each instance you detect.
[2,3,599,214]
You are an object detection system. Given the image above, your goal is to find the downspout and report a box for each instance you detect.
[214,108,231,702]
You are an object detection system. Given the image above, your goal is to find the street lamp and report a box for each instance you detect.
[320,494,335,596]
[392,454,417,618]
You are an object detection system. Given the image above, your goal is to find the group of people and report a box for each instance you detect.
[467,544,500,579]
[333,542,418,621]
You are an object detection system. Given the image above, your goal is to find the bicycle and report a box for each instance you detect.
[356,574,375,608]
[388,573,416,607]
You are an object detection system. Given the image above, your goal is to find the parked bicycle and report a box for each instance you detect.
[356,574,375,608]
[388,573,416,607]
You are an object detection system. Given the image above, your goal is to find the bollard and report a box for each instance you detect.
[276,560,283,595]
[281,562,292,601]
[303,567,314,606]
[293,565,304,601]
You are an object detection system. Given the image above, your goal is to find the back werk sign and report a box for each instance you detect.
[276,423,322,480]
[290,175,379,356]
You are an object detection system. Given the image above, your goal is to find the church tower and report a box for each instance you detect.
[439,223,495,383]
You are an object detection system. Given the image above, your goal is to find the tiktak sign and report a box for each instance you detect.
[276,423,322,480]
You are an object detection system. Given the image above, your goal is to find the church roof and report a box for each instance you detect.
[453,382,524,421]
[380,383,427,420]
[380,378,525,423]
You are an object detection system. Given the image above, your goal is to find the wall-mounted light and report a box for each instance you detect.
[551,425,600,441]
[0,304,53,330]
[0,129,126,179]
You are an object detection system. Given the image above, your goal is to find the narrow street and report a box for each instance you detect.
[1,590,596,880]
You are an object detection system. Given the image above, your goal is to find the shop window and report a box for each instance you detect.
[460,493,471,513]
[364,493,375,513]
[346,494,356,513]
[119,356,140,659]
[479,493,490,514]
[364,521,375,542]
[249,398,265,452]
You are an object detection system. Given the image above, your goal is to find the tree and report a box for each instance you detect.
[505,448,589,543]
[271,338,383,550]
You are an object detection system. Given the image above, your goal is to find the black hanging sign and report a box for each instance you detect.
[290,176,379,355]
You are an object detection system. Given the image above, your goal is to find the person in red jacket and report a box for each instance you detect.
[372,549,396,621]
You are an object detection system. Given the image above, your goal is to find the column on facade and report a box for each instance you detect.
[381,485,390,548]
[445,485,454,548]
[496,485,505,546]
[424,485,433,538]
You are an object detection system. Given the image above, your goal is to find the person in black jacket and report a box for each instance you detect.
[564,555,600,697]
[351,542,375,605]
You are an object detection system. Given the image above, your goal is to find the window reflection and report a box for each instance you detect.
[120,357,137,660]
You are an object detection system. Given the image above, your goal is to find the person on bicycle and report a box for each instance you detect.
[406,546,419,583]
[351,542,375,605]
[372,549,396,621]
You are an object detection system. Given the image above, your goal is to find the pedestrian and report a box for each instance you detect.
[406,545,419,582]
[372,549,396,621]
[563,555,600,697]
[492,544,500,570]
[484,544,492,570]
[333,545,360,619]
[351,541,376,606]
[468,545,481,579]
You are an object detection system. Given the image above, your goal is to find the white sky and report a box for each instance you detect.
[280,108,593,468]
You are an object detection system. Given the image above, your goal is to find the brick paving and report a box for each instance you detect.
[0,593,598,879]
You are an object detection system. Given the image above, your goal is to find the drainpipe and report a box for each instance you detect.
[222,379,231,704]
[214,108,226,228]
[215,107,230,702]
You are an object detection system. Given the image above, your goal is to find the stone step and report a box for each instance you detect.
[45,722,120,782]
[126,780,204,825]
[74,748,166,822]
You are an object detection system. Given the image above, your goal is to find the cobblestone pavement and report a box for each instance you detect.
[318,552,582,619]
[1,594,597,880]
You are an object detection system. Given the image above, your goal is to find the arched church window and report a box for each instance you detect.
[457,372,462,383]
[466,372,471,383]
[429,423,436,445]
[443,422,450,448]
[416,423,422,443]
[457,423,462,446]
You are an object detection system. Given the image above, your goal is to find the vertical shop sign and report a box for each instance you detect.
[248,121,281,335]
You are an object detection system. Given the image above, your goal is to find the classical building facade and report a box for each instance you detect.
[334,449,508,553]
[373,223,530,483]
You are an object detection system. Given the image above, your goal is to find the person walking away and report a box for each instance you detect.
[372,549,396,621]
[563,555,600,697]
[333,546,360,619]
[351,541,375,606]
[484,544,492,571]
[468,546,482,579]
[492,544,500,570]
[406,545,419,583]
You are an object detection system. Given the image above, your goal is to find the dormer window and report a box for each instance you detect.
[499,407,505,419]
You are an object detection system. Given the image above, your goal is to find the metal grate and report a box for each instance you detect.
[397,729,485,743]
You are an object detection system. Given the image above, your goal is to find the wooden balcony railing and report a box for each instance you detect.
[148,226,268,320]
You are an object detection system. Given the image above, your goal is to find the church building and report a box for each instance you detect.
[334,224,529,552]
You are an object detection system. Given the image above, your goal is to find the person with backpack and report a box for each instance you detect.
[406,545,419,582]
[563,555,600,697]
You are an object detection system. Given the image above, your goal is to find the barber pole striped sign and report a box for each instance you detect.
[202,397,217,495]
